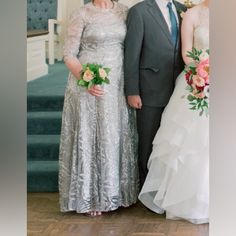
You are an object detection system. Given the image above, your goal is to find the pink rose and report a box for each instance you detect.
[196,58,209,79]
[83,69,94,82]
[192,75,205,87]
[204,75,209,85]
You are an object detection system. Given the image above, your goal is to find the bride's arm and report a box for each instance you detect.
[181,9,195,65]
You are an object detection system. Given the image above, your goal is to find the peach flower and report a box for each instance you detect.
[83,69,94,82]
[192,75,205,87]
[99,68,107,79]
[194,92,205,99]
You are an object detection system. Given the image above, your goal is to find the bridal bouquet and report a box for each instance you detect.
[78,63,111,89]
[184,48,210,116]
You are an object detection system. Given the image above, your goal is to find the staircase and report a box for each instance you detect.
[27,62,68,192]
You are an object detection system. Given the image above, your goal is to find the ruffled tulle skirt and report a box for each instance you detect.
[139,72,209,224]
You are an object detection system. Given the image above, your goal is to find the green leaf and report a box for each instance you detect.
[88,81,93,89]
[95,80,101,85]
[104,68,111,74]
[189,67,196,74]
[203,100,208,106]
[78,79,88,87]
[104,78,110,84]
[89,64,95,71]
[188,62,196,68]
[187,94,195,101]
[82,64,87,71]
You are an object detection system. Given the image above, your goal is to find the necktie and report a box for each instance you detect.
[167,2,178,45]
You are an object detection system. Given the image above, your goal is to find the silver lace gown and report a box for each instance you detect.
[59,2,139,213]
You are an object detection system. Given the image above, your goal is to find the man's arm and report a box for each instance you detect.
[124,6,144,109]
[124,6,144,97]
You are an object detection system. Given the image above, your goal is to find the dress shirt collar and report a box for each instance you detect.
[155,0,174,9]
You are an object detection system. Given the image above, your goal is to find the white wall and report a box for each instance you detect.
[66,0,84,17]
[59,0,203,43]
[62,0,204,22]
[59,0,84,45]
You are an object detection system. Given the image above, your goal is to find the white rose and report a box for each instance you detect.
[180,11,185,18]
[204,85,210,98]
[199,51,209,61]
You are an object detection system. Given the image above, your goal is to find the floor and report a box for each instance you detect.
[27,193,209,236]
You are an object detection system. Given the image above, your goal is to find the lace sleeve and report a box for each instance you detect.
[63,9,85,61]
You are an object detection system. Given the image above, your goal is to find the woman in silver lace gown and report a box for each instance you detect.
[59,0,139,216]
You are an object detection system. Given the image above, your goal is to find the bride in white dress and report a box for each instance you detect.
[139,0,209,224]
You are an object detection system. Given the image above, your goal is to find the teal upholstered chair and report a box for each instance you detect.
[27,0,63,64]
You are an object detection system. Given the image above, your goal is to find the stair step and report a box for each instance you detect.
[27,62,67,192]
[27,135,60,161]
[27,111,62,135]
[27,95,64,112]
[27,161,59,192]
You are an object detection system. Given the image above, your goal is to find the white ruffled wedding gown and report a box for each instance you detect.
[139,7,209,224]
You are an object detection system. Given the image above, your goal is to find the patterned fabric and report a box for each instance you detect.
[59,2,139,213]
[27,0,57,30]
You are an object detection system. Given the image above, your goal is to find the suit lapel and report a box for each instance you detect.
[173,0,183,25]
[147,0,173,46]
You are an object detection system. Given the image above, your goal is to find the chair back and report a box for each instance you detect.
[27,0,57,30]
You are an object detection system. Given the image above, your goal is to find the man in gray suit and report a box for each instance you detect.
[124,0,187,188]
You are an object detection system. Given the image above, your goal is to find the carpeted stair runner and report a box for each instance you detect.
[27,95,64,111]
[27,135,60,161]
[27,62,68,192]
[27,111,62,135]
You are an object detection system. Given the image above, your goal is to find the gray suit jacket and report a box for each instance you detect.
[124,0,187,107]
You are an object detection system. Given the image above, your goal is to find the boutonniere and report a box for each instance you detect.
[178,9,186,19]
[184,0,195,8]
[177,0,195,19]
